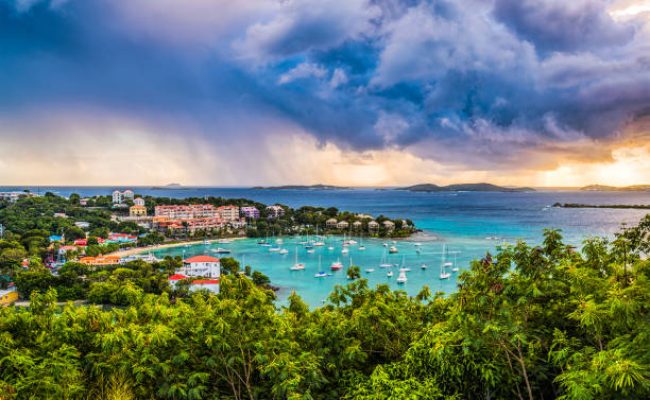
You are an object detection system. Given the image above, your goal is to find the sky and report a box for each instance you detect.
[0,0,649,187]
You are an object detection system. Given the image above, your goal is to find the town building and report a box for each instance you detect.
[352,221,363,230]
[134,197,145,206]
[382,220,395,231]
[240,206,260,219]
[79,198,89,206]
[107,233,138,244]
[74,221,90,229]
[367,220,379,230]
[129,205,147,218]
[326,218,338,228]
[337,221,350,230]
[154,204,219,220]
[0,192,33,203]
[167,274,220,294]
[266,205,285,219]
[218,205,240,222]
[112,190,134,204]
[79,255,122,266]
[178,255,221,278]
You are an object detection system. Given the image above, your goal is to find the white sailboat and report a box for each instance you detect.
[452,252,459,272]
[290,247,305,270]
[379,249,393,268]
[439,244,451,279]
[396,270,407,284]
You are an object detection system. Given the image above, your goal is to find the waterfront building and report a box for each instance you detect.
[218,205,240,222]
[240,206,260,219]
[326,218,338,228]
[367,220,379,230]
[129,205,147,218]
[179,255,221,278]
[352,221,363,230]
[154,204,218,219]
[134,197,145,206]
[266,205,285,219]
[382,220,395,231]
[107,233,138,243]
[337,221,350,230]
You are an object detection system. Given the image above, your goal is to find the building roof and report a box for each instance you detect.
[184,255,220,263]
[168,274,189,281]
[191,279,220,285]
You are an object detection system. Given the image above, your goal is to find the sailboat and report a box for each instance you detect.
[358,235,366,251]
[341,246,349,255]
[396,270,407,284]
[290,247,305,270]
[279,248,289,255]
[399,256,411,272]
[330,258,343,271]
[439,244,451,279]
[314,255,327,277]
[379,249,393,268]
[452,252,459,272]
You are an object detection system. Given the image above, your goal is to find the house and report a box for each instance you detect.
[179,255,221,278]
[79,198,89,206]
[74,221,90,229]
[107,233,138,243]
[367,221,379,230]
[134,197,145,206]
[337,221,349,230]
[266,205,285,219]
[240,206,260,219]
[326,218,338,228]
[0,192,34,203]
[53,212,67,218]
[0,286,18,307]
[168,274,220,294]
[112,190,134,205]
[129,205,147,218]
[382,220,395,231]
[218,206,240,222]
[352,221,363,230]
[79,255,122,266]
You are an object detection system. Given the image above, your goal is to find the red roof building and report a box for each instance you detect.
[184,255,220,263]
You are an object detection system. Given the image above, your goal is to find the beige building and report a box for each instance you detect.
[130,205,147,217]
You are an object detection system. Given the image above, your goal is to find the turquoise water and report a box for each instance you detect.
[150,235,476,306]
[4,186,650,306]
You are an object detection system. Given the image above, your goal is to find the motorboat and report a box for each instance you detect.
[213,248,231,254]
[330,260,343,271]
[389,246,398,254]
[387,270,393,278]
[421,264,427,270]
[314,272,328,278]
[279,248,289,255]
[365,268,375,273]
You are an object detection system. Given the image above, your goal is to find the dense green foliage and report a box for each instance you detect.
[2,216,650,399]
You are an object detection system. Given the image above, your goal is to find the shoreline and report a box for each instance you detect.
[109,237,246,258]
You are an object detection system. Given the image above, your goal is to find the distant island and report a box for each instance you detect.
[399,183,535,192]
[252,184,350,190]
[554,203,650,210]
[151,183,187,190]
[581,184,650,192]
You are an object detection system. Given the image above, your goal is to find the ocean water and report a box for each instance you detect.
[4,186,650,306]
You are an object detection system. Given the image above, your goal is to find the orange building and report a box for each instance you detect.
[79,255,122,266]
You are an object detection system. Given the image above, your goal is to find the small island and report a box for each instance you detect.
[399,183,535,192]
[581,184,650,192]
[252,184,350,190]
[554,202,650,210]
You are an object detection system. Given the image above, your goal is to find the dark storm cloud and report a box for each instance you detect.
[1,0,649,168]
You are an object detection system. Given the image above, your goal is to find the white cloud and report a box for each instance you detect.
[278,63,327,85]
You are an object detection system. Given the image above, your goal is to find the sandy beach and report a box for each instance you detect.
[109,237,245,258]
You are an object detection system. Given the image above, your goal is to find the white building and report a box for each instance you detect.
[218,206,240,222]
[0,192,32,203]
[134,197,145,206]
[112,190,135,204]
[266,205,285,219]
[179,255,221,278]
[168,274,220,294]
